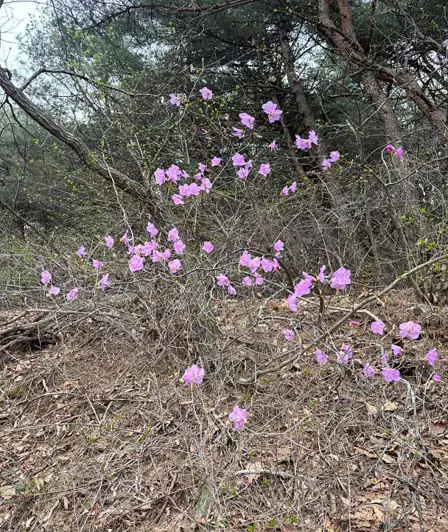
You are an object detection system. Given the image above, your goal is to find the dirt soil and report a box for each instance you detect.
[1,290,448,531]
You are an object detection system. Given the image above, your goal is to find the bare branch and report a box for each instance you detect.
[0,67,155,209]
[20,68,138,96]
[85,0,261,29]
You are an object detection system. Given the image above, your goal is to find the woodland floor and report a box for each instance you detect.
[1,290,448,531]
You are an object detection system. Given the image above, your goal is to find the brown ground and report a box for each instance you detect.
[1,290,448,531]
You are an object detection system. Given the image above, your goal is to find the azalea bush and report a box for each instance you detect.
[27,86,446,434]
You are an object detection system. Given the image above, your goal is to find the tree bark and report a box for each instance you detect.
[278,27,316,133]
[317,0,447,134]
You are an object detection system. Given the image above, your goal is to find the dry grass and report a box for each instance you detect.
[1,290,448,531]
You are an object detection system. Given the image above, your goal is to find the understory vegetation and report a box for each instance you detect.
[1,0,448,530]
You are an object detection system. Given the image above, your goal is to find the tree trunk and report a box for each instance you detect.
[317,0,447,135]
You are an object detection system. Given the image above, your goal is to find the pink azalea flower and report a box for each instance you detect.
[92,260,103,270]
[391,344,403,356]
[161,248,171,261]
[200,177,213,193]
[295,135,311,150]
[385,144,394,153]
[168,259,182,273]
[258,163,271,177]
[217,274,230,287]
[349,320,360,327]
[283,329,295,341]
[255,275,264,286]
[178,184,190,197]
[239,250,252,267]
[172,194,185,205]
[66,287,78,302]
[169,94,180,107]
[242,276,252,286]
[395,146,404,158]
[232,153,246,167]
[237,167,250,180]
[281,186,289,196]
[146,222,158,238]
[294,274,314,297]
[261,101,282,122]
[104,235,114,249]
[433,374,442,382]
[49,286,60,296]
[382,367,401,382]
[182,364,204,385]
[330,267,351,290]
[308,130,319,146]
[321,158,332,170]
[268,140,278,150]
[41,271,51,285]
[198,162,206,173]
[202,241,214,254]
[261,258,274,273]
[239,112,255,129]
[141,241,158,256]
[289,182,297,193]
[227,285,237,296]
[363,364,375,378]
[286,294,298,312]
[168,228,180,242]
[166,164,181,183]
[154,168,166,185]
[76,246,86,259]
[173,240,185,254]
[248,257,261,273]
[426,348,439,367]
[129,255,144,272]
[329,151,340,162]
[200,87,213,100]
[99,273,110,290]
[233,127,244,138]
[370,319,385,335]
[399,321,421,340]
[274,239,284,253]
[337,344,353,365]
[120,232,129,246]
[211,156,222,166]
[229,405,248,430]
[317,265,326,283]
[315,348,328,365]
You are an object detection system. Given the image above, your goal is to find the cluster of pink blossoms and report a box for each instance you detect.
[167,88,346,202]
[167,92,280,186]
[239,112,255,129]
[40,237,116,300]
[41,224,202,302]
[181,365,248,430]
[313,318,442,383]
[261,101,282,123]
[126,224,187,274]
[281,181,297,196]
[322,151,340,170]
[295,130,318,150]
[168,87,212,107]
[215,243,282,296]
[153,164,212,206]
[385,144,404,158]
[287,266,350,312]
[231,153,271,180]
